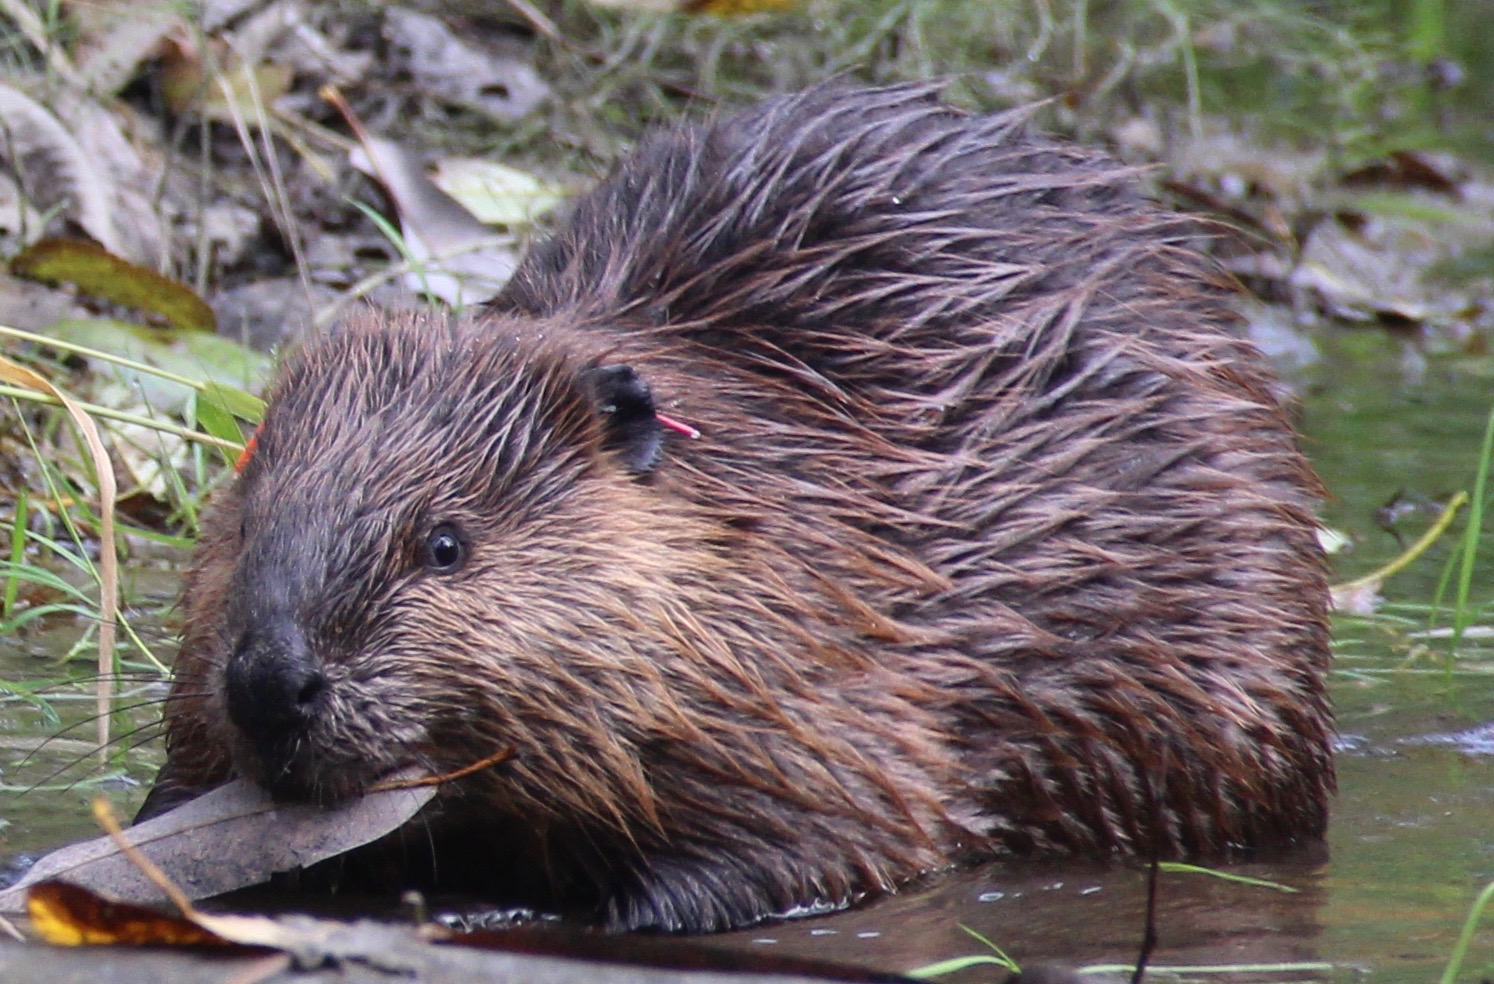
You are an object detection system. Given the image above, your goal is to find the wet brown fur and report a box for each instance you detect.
[145,85,1333,932]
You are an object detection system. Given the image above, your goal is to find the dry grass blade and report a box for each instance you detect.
[90,797,196,919]
[0,354,117,753]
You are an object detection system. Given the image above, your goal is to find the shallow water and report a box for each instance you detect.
[3,326,1493,981]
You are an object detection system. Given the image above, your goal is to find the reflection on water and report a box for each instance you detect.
[3,327,1494,980]
[719,856,1331,980]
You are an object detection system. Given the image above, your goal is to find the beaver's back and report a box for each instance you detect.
[497,84,1332,855]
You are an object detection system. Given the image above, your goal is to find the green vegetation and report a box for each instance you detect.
[430,0,1492,175]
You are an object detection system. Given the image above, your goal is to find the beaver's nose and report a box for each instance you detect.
[225,619,326,746]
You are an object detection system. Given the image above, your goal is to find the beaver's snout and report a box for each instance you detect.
[225,619,327,795]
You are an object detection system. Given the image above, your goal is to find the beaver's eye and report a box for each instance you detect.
[424,523,465,573]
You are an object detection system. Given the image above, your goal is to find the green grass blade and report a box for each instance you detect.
[3,489,26,619]
[1440,879,1494,984]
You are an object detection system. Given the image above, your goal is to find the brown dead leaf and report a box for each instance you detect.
[684,0,799,12]
[0,778,435,915]
[27,879,432,977]
[159,34,295,123]
[1342,150,1461,196]
[28,881,234,948]
[11,238,216,331]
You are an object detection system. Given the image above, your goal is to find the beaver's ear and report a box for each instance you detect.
[581,364,664,473]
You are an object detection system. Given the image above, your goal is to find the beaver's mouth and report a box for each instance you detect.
[234,729,400,808]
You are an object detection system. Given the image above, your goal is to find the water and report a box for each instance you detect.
[3,326,1493,981]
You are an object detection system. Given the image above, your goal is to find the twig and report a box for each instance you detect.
[369,748,514,792]
[91,797,197,919]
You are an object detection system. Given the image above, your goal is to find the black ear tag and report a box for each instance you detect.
[583,364,665,473]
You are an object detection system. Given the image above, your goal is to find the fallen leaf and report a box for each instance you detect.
[68,1,180,97]
[28,881,231,948]
[1342,150,1461,196]
[11,239,216,332]
[41,89,173,268]
[429,158,567,227]
[684,0,800,12]
[159,35,296,123]
[0,84,122,256]
[44,318,268,416]
[28,879,441,978]
[26,879,427,979]
[0,779,435,915]
[383,9,549,122]
[349,137,517,306]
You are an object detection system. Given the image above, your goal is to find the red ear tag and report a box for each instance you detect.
[234,427,261,473]
[655,412,701,439]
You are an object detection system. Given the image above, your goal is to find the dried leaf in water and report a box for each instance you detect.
[11,240,216,332]
[0,779,435,915]
[28,881,232,948]
[28,880,428,973]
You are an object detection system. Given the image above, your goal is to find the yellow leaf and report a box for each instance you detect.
[27,882,228,948]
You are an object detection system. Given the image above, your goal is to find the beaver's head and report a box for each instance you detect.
[201,309,707,821]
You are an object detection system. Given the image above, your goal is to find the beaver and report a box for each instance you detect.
[139,83,1333,932]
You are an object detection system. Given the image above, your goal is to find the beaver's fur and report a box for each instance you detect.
[142,84,1333,932]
